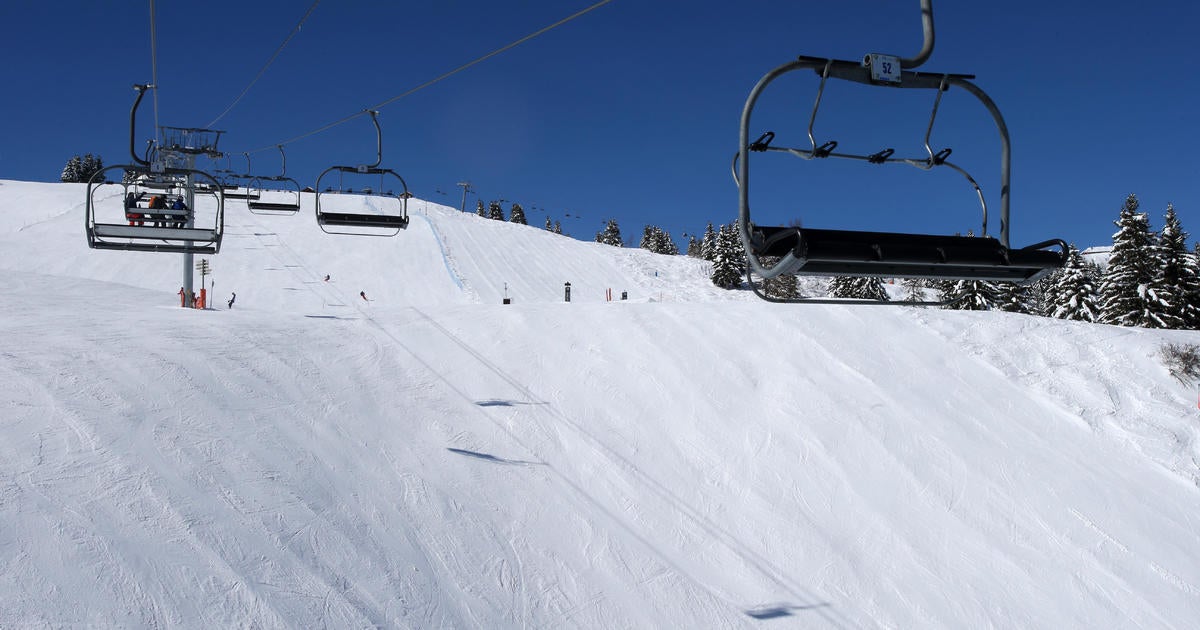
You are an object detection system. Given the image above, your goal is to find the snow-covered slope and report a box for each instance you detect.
[1,179,1198,628]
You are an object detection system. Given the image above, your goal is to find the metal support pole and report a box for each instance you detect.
[183,154,196,305]
[457,181,472,212]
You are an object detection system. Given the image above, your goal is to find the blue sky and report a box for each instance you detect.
[2,1,1196,251]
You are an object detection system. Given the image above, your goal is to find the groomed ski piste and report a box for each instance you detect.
[1,179,1198,628]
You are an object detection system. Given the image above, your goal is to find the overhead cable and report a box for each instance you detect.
[207,0,323,129]
[243,0,614,154]
[149,0,161,146]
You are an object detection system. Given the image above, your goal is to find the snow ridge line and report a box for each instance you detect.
[406,307,856,628]
[412,210,466,293]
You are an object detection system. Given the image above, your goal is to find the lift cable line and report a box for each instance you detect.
[206,0,323,129]
[148,0,161,148]
[238,0,614,156]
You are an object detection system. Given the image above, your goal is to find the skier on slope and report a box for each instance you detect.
[227,292,236,309]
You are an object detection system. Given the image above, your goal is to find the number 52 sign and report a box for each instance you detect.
[864,53,903,84]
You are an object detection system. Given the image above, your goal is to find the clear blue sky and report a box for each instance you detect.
[2,1,1196,251]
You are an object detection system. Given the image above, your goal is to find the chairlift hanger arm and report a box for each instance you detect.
[129,84,153,166]
[362,110,383,170]
[901,0,936,68]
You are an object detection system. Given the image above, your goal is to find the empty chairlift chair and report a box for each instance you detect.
[246,146,302,215]
[314,111,410,236]
[219,153,261,201]
[734,0,1066,303]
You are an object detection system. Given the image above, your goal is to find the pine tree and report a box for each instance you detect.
[488,200,505,221]
[553,221,562,235]
[658,229,679,255]
[1032,268,1060,317]
[596,219,623,247]
[639,225,679,255]
[940,279,999,310]
[994,282,1033,314]
[476,199,487,218]
[828,276,888,301]
[60,155,82,183]
[758,258,799,299]
[640,225,658,251]
[710,224,746,289]
[1098,194,1165,327]
[901,277,927,303]
[545,216,553,230]
[1156,203,1200,328]
[1050,245,1100,322]
[686,235,701,258]
[700,222,718,262]
[826,276,853,298]
[79,154,103,182]
[509,202,527,225]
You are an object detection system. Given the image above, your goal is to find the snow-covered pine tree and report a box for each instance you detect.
[826,276,853,298]
[901,277,927,303]
[656,229,679,255]
[60,155,82,183]
[596,219,623,246]
[940,279,999,310]
[1156,203,1200,329]
[476,199,487,218]
[488,201,505,221]
[1032,266,1061,317]
[994,282,1033,314]
[509,202,527,225]
[1097,194,1166,327]
[545,216,553,230]
[1050,245,1100,322]
[553,221,562,235]
[828,276,888,301]
[700,222,718,262]
[854,277,890,301]
[637,226,678,255]
[80,154,103,182]
[757,257,799,299]
[686,235,701,258]
[710,224,745,289]
[639,225,658,251]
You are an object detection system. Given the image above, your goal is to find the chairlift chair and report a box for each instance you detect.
[85,84,225,255]
[219,153,261,201]
[735,0,1066,302]
[246,146,302,215]
[314,111,409,236]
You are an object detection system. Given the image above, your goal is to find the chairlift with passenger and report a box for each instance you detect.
[85,84,226,255]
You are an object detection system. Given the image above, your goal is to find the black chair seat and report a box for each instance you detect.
[318,212,409,229]
[751,226,1065,282]
[248,201,300,213]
